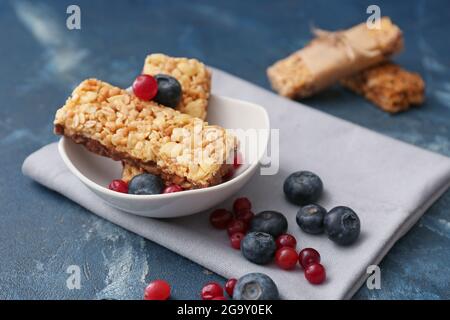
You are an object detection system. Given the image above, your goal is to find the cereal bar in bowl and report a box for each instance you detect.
[142,53,211,120]
[122,53,213,183]
[54,79,236,189]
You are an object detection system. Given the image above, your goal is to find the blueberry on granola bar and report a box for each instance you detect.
[154,74,182,108]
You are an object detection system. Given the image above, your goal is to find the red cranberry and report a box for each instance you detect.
[144,280,171,300]
[212,296,227,300]
[201,282,223,300]
[225,278,237,297]
[233,197,251,215]
[227,220,247,236]
[235,210,254,224]
[230,232,244,250]
[276,234,297,249]
[108,179,128,193]
[133,74,158,100]
[209,209,233,229]
[275,247,298,270]
[305,263,326,284]
[163,184,183,193]
[233,152,243,169]
[298,248,321,269]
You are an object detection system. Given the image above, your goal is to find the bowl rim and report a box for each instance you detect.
[58,94,270,201]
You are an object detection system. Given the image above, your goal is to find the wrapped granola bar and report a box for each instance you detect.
[267,17,403,98]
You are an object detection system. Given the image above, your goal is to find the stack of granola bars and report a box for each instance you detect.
[54,54,236,189]
[267,17,425,113]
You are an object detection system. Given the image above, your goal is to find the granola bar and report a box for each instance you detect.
[267,17,403,98]
[143,53,211,120]
[340,62,425,113]
[122,53,211,182]
[121,54,212,183]
[54,79,235,189]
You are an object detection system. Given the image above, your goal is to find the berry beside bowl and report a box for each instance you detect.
[58,95,270,218]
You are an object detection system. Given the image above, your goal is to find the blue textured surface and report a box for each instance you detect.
[1,0,449,299]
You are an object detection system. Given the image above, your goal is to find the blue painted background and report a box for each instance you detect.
[0,0,449,299]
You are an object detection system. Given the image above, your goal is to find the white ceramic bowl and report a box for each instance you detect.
[58,95,270,218]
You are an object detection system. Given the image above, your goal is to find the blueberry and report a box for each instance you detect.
[154,74,182,108]
[241,232,276,265]
[283,171,323,205]
[249,211,288,238]
[324,206,361,245]
[296,204,326,234]
[233,273,279,300]
[128,173,164,195]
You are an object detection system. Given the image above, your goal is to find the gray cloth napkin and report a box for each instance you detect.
[22,68,450,299]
